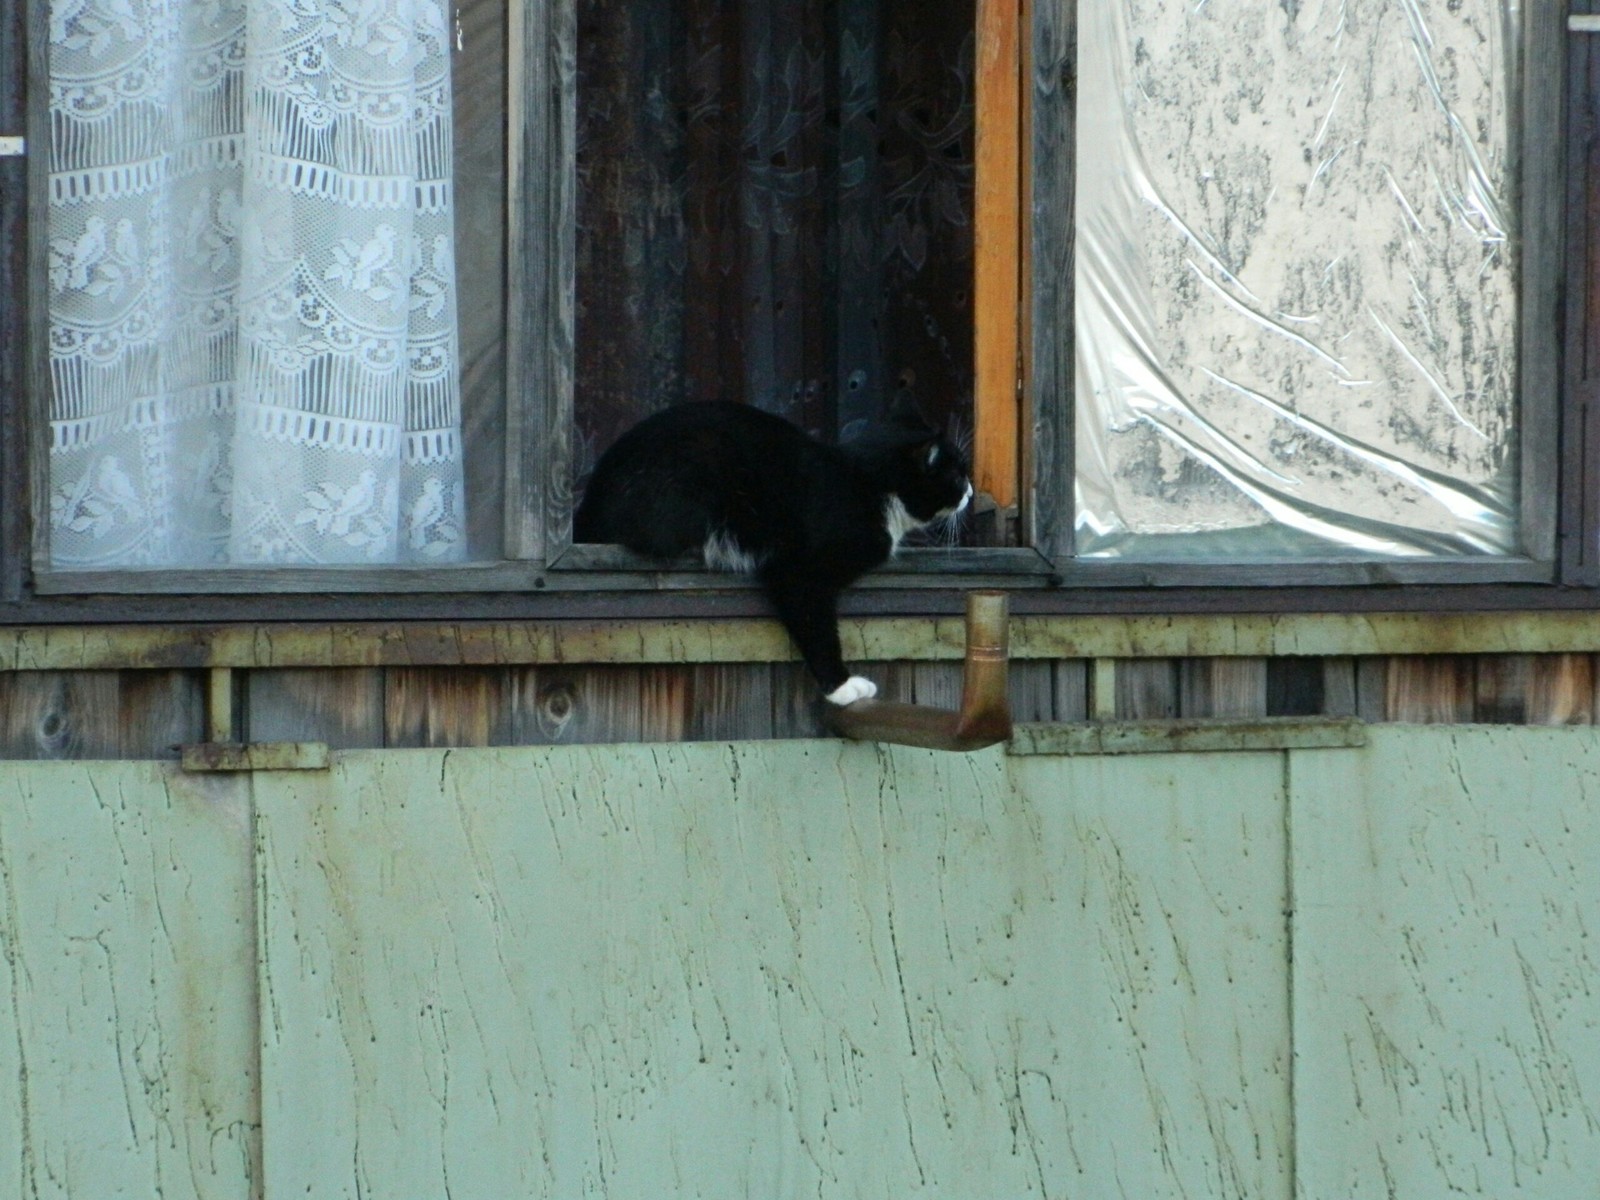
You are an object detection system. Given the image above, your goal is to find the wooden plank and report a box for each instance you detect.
[24,0,49,582]
[383,666,510,748]
[0,0,26,602]
[974,0,1022,509]
[770,662,830,739]
[1117,658,1179,719]
[1474,654,1532,724]
[207,666,236,743]
[1518,2,1565,565]
[454,0,509,559]
[506,665,646,745]
[25,581,1600,631]
[0,670,121,759]
[1027,0,1074,560]
[1008,715,1365,756]
[0,762,258,1198]
[255,741,1289,1197]
[1320,657,1357,718]
[684,664,776,742]
[16,611,1600,673]
[1007,658,1055,722]
[118,669,205,759]
[1353,657,1389,723]
[245,668,386,749]
[179,741,330,773]
[506,0,576,562]
[1179,657,1267,719]
[1291,726,1600,1198]
[1386,656,1475,724]
[1052,657,1089,721]
[1526,653,1596,725]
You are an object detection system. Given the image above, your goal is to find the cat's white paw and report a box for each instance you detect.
[825,676,878,706]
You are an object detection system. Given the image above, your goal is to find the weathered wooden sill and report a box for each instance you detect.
[1007,717,1367,757]
[4,611,1600,672]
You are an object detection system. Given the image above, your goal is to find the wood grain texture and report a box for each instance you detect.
[506,0,576,562]
[383,666,511,748]
[1526,653,1595,726]
[1179,657,1267,719]
[1027,0,1073,559]
[1292,726,1600,1198]
[0,670,121,759]
[254,740,1290,1198]
[1116,658,1180,719]
[1386,655,1475,724]
[974,0,1022,508]
[118,669,205,758]
[1050,657,1089,721]
[1518,2,1565,563]
[0,763,258,1198]
[245,668,386,748]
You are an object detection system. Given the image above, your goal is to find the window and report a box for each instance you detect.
[3,0,1594,613]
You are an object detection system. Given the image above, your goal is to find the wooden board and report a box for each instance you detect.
[254,740,1291,1198]
[1291,726,1600,1198]
[974,0,1022,508]
[0,763,258,1198]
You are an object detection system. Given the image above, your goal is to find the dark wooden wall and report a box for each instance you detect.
[3,653,1596,758]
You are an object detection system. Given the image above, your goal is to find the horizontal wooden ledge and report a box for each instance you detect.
[1008,717,1367,757]
[5,610,1600,670]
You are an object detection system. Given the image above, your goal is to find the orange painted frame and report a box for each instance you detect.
[973,0,1026,512]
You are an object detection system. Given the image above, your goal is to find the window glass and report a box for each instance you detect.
[1075,0,1520,558]
[43,0,505,568]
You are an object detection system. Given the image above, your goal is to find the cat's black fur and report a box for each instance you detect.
[574,398,972,703]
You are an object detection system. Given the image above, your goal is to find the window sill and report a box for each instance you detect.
[4,610,1600,672]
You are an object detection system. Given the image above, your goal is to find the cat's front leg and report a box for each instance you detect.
[761,570,877,705]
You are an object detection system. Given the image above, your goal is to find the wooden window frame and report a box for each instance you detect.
[1,0,1597,625]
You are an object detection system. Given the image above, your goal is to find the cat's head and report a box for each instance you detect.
[865,394,973,526]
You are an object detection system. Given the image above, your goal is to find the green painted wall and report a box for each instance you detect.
[2,728,1596,1197]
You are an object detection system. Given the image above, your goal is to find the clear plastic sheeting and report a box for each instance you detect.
[1075,0,1521,559]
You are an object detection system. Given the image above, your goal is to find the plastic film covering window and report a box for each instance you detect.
[1075,0,1521,559]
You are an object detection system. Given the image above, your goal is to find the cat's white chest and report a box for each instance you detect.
[883,495,918,555]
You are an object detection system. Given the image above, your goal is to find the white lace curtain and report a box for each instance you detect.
[47,0,466,567]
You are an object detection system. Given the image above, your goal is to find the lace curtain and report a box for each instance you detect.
[47,0,467,567]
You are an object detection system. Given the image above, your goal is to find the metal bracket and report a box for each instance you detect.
[1570,15,1600,31]
[0,137,24,158]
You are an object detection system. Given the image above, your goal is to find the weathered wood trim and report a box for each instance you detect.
[1007,716,1367,757]
[1050,557,1553,588]
[553,543,1057,576]
[8,610,1600,671]
[1521,0,1565,565]
[1562,23,1600,584]
[18,0,48,591]
[1027,0,1072,561]
[504,0,576,563]
[180,741,331,772]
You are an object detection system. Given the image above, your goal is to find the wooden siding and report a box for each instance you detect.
[8,653,1600,757]
[4,728,1598,1196]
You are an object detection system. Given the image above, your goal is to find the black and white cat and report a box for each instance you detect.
[574,397,973,704]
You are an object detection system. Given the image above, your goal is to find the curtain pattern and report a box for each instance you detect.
[47,0,466,567]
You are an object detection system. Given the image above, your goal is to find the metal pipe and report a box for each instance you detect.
[824,591,1013,751]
